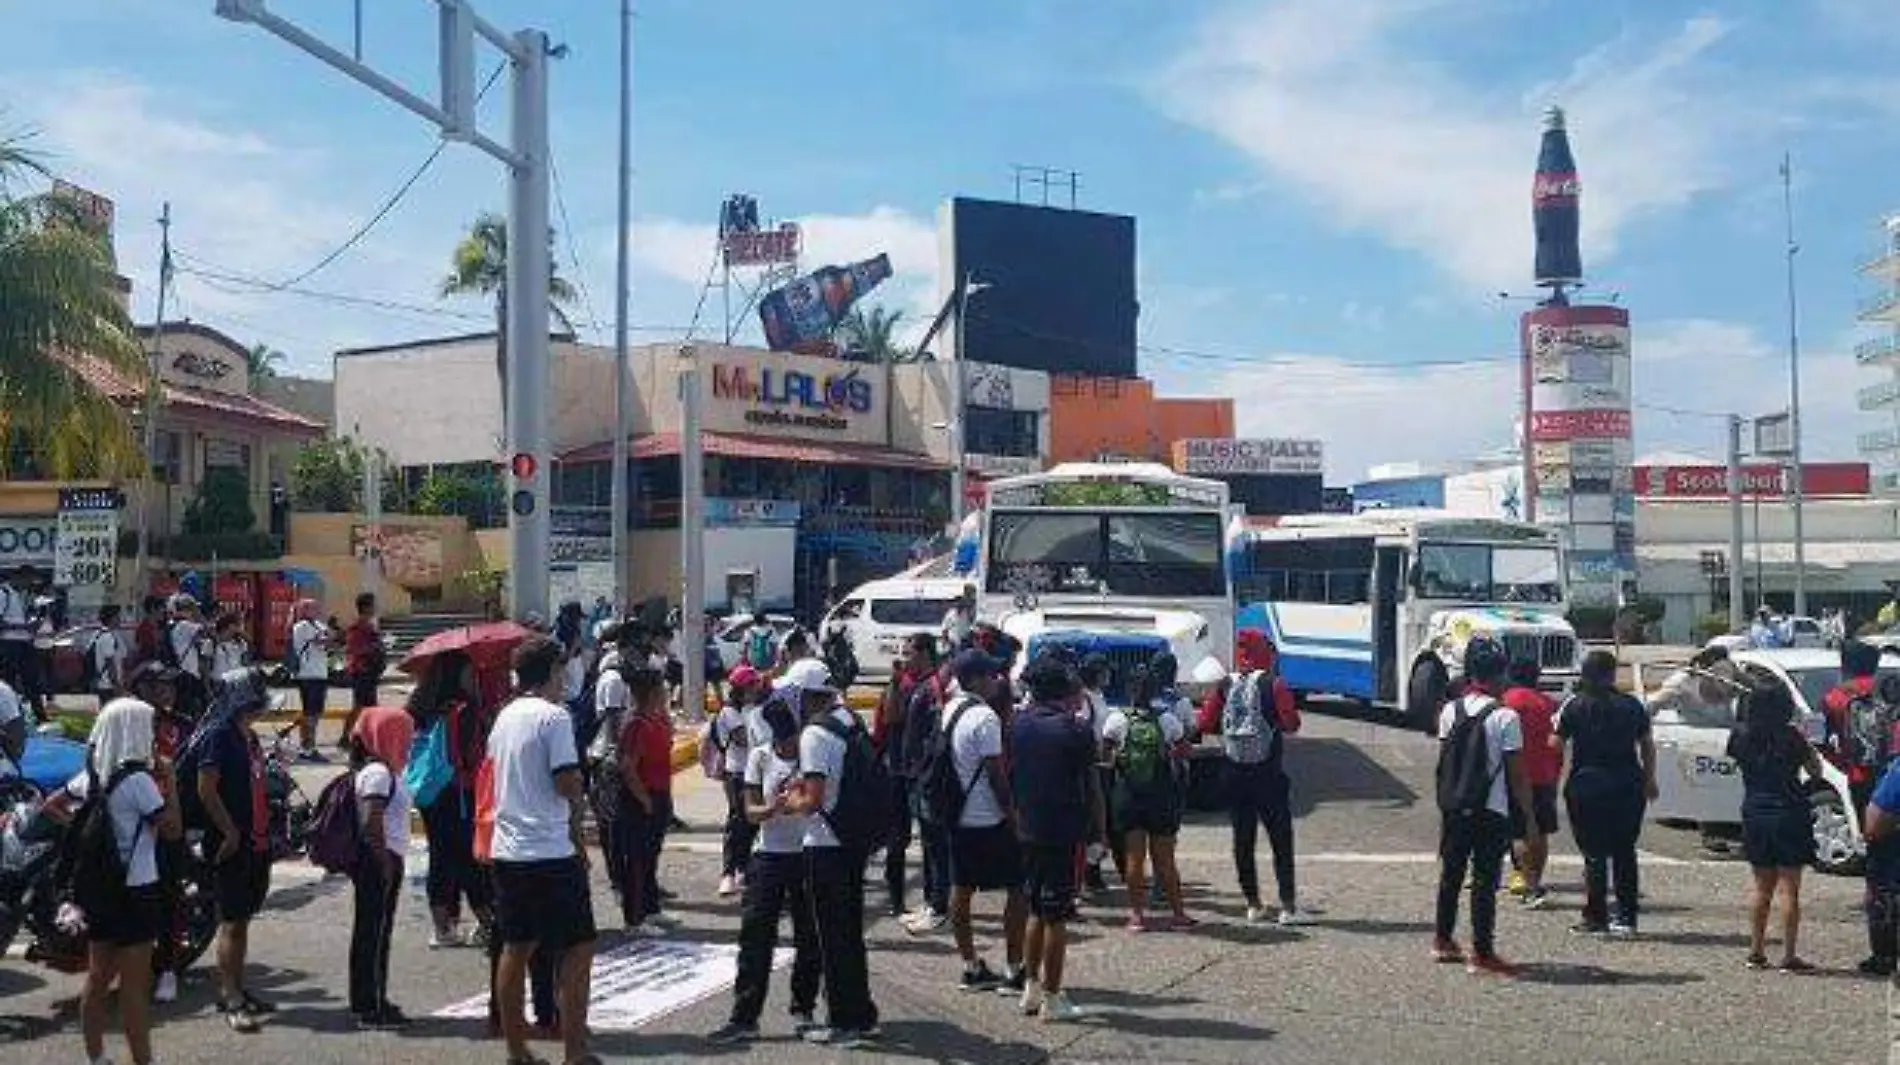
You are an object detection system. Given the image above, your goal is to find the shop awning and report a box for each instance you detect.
[561,431,948,471]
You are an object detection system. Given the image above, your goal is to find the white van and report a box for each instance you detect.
[821,575,969,681]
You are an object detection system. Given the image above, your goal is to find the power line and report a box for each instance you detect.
[271,62,508,290]
[548,147,604,339]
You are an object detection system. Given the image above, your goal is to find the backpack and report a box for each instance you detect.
[62,765,145,922]
[918,697,981,826]
[472,756,498,863]
[815,716,894,855]
[306,766,375,876]
[1117,705,1168,789]
[1221,671,1279,766]
[404,718,455,809]
[80,631,107,692]
[1436,695,1501,815]
[171,717,223,829]
[744,626,777,671]
[1843,686,1900,771]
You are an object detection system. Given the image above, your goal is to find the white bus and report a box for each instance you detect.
[1234,511,1580,726]
[954,462,1233,704]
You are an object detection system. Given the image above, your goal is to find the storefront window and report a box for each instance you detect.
[965,406,1039,458]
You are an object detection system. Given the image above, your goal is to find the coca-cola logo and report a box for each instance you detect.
[1533,173,1581,202]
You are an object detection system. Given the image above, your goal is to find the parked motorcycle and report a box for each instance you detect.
[261,722,313,861]
[0,793,220,975]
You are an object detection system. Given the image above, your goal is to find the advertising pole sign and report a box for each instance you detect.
[1521,304,1633,607]
[54,488,122,589]
[757,255,893,352]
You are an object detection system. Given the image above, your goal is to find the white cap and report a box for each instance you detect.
[775,657,836,696]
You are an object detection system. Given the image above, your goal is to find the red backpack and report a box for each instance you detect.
[472,758,497,864]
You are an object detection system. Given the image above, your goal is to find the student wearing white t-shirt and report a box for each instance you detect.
[938,651,1028,995]
[486,636,597,1065]
[1431,637,1529,975]
[708,697,822,1045]
[63,696,182,1065]
[346,706,415,1029]
[288,600,330,760]
[90,604,128,703]
[715,666,765,897]
[1075,654,1115,894]
[166,595,211,719]
[0,676,23,770]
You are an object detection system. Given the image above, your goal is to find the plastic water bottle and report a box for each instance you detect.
[407,848,430,898]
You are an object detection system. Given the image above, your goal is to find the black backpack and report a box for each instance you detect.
[61,764,147,921]
[156,618,182,669]
[815,716,894,855]
[918,697,980,827]
[1436,695,1500,816]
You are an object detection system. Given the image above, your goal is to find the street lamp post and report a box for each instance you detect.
[949,273,990,527]
[215,0,555,620]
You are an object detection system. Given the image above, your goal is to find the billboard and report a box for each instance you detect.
[1173,438,1323,476]
[758,255,892,352]
[1521,304,1632,604]
[1634,462,1871,499]
[944,197,1137,378]
[704,350,889,446]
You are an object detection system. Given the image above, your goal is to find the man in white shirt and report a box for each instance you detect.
[167,595,210,721]
[784,658,880,1047]
[91,604,128,703]
[1432,636,1532,976]
[941,585,977,653]
[939,650,1028,995]
[289,602,330,761]
[487,634,596,1065]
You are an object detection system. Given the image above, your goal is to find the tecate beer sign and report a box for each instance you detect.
[1175,438,1323,476]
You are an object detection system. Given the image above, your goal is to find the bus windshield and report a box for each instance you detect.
[985,511,1226,599]
[1415,542,1563,604]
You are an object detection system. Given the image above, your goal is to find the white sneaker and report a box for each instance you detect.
[1040,991,1081,1024]
[903,908,947,936]
[1245,905,1267,924]
[154,971,178,1003]
[1018,978,1044,1016]
[1277,906,1316,927]
[717,874,739,897]
[627,923,665,939]
[428,926,462,949]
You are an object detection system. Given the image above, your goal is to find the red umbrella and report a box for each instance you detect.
[399,620,536,679]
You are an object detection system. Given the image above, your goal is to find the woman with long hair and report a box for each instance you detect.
[1103,658,1190,932]
[1555,650,1657,937]
[345,706,415,1028]
[407,651,494,947]
[73,697,183,1065]
[1727,670,1824,971]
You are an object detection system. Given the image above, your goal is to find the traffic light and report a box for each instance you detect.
[510,452,537,481]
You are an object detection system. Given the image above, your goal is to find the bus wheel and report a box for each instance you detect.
[1406,660,1447,733]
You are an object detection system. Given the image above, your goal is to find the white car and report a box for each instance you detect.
[1705,615,1828,653]
[709,614,797,673]
[1639,647,1869,875]
[819,575,966,682]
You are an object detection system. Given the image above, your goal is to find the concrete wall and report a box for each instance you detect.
[890,361,955,463]
[334,337,629,467]
[1637,498,1900,544]
[285,512,481,617]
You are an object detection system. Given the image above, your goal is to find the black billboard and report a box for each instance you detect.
[1224,473,1326,517]
[950,198,1138,379]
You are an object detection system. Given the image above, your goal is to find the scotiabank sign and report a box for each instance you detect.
[1635,463,1871,499]
[704,356,887,446]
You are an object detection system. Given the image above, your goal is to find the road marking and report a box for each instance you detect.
[663,840,1691,867]
[434,938,789,1031]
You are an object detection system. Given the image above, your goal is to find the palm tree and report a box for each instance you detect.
[438,212,576,419]
[246,342,286,388]
[835,305,913,363]
[0,136,147,477]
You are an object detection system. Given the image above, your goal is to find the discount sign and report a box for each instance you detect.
[54,488,121,588]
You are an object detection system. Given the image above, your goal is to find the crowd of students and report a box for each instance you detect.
[29,598,1900,1065]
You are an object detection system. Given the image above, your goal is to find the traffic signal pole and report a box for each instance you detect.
[214,0,554,620]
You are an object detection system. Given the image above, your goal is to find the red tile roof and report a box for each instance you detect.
[561,431,947,470]
[64,352,326,435]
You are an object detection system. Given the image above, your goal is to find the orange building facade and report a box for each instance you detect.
[1046,374,1235,466]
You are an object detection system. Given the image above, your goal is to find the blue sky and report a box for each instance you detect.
[4,0,1898,477]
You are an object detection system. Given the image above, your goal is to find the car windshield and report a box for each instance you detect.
[1415,542,1563,604]
[985,511,1226,599]
[868,599,955,626]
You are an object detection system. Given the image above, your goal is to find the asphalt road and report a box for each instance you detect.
[4,700,1892,1064]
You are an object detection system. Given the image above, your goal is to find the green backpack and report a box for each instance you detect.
[1118,707,1167,788]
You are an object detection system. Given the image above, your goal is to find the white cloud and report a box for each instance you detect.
[1167,317,1862,483]
[1150,1,1741,291]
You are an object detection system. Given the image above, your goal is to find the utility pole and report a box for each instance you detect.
[609,0,633,611]
[214,0,555,621]
[950,276,969,527]
[133,203,172,599]
[679,346,705,723]
[1727,414,1745,633]
[1782,153,1808,616]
